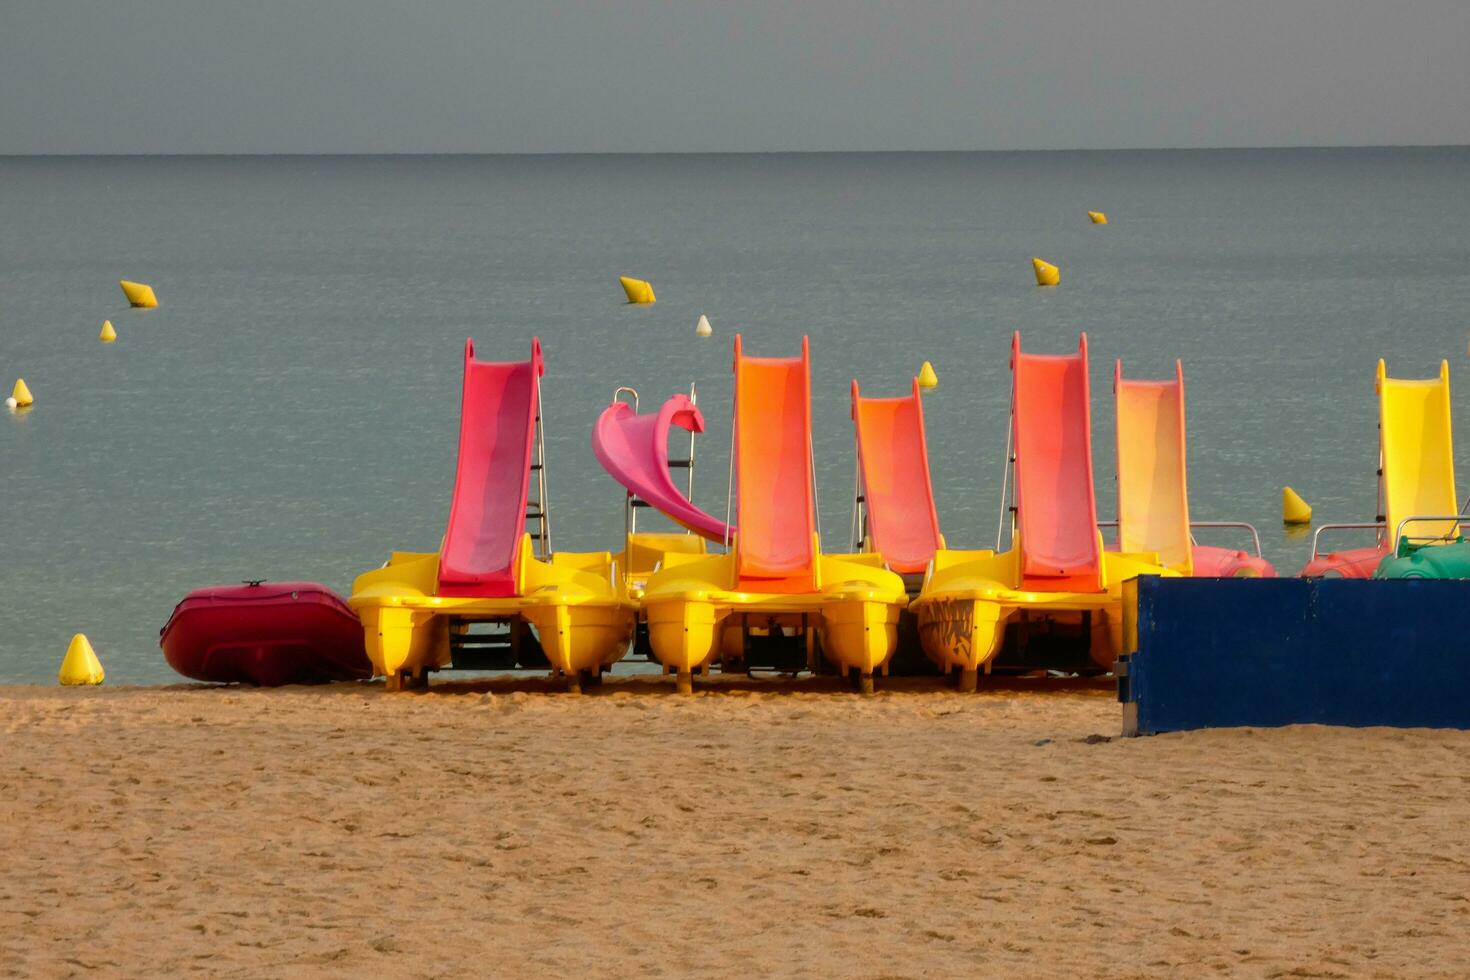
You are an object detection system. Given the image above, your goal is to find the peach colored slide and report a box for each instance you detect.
[850,378,943,574]
[1011,332,1103,592]
[1114,360,1274,577]
[733,335,817,593]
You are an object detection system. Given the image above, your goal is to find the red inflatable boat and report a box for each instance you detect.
[160,581,372,686]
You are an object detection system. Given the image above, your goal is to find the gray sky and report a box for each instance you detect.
[3,0,1467,153]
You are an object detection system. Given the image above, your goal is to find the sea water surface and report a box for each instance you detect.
[2,149,1468,683]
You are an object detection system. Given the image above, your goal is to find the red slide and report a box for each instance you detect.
[733,335,818,593]
[438,338,543,598]
[1011,332,1103,592]
[851,378,943,574]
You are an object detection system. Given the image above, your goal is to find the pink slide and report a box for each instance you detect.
[1011,332,1103,592]
[438,338,543,598]
[591,393,731,542]
[851,378,943,574]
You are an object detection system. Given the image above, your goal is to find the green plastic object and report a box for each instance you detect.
[1374,537,1470,579]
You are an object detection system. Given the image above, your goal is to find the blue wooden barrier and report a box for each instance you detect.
[1116,576,1470,734]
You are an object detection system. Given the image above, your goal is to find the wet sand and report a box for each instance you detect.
[3,677,1468,977]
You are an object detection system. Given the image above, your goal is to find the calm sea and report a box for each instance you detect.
[2,149,1468,683]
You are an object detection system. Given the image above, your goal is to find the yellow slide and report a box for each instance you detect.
[1379,359,1458,548]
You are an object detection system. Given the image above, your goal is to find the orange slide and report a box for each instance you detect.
[850,378,944,575]
[1011,332,1103,591]
[733,335,818,592]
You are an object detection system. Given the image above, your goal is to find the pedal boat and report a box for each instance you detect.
[639,336,908,693]
[349,536,635,691]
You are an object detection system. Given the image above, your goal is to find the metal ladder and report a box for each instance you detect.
[527,376,552,560]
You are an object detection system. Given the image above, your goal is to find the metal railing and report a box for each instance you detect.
[1309,513,1467,563]
[1309,522,1385,562]
[1394,514,1465,548]
[1185,520,1265,557]
[531,375,552,558]
[723,409,736,554]
[995,408,1014,552]
[614,387,641,542]
[616,384,700,551]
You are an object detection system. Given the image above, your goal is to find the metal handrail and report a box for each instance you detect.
[723,411,736,554]
[995,401,1014,552]
[534,375,552,557]
[1310,522,1384,561]
[809,429,822,544]
[1188,521,1265,558]
[621,384,702,543]
[1394,514,1466,548]
[611,386,641,541]
[624,483,635,556]
[686,384,697,501]
[1099,519,1263,557]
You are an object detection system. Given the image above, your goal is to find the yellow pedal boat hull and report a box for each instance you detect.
[640,549,907,676]
[348,537,636,683]
[911,545,1175,673]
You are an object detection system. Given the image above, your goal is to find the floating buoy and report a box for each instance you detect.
[59,634,105,686]
[11,378,34,407]
[619,277,656,304]
[119,280,158,308]
[4,397,16,411]
[1032,257,1060,286]
[695,314,712,338]
[917,360,938,389]
[1088,211,1108,225]
[100,320,117,343]
[1282,486,1312,525]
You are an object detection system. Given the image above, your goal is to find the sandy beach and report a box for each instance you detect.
[3,677,1468,978]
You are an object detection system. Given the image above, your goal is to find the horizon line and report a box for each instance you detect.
[2,142,1467,159]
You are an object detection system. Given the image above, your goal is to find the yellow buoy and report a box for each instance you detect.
[59,634,105,686]
[1088,211,1108,225]
[11,378,34,407]
[917,360,938,389]
[619,277,656,304]
[695,314,713,337]
[100,320,117,343]
[1283,486,1312,525]
[119,280,158,308]
[1032,257,1059,286]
